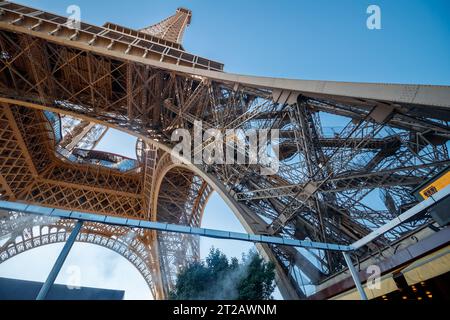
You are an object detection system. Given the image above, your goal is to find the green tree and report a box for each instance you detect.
[169,248,275,300]
[238,253,275,300]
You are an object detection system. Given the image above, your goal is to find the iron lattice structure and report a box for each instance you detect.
[0,1,449,299]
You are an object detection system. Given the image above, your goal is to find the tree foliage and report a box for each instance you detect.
[169,248,275,300]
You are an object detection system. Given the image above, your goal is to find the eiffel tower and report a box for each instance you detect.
[0,1,449,300]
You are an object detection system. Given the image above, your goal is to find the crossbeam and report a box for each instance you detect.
[0,201,351,252]
[1,184,448,253]
[351,184,450,250]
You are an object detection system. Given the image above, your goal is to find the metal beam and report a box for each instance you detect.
[36,220,83,300]
[3,183,447,258]
[342,252,368,300]
[2,104,39,176]
[0,201,351,252]
[351,184,450,250]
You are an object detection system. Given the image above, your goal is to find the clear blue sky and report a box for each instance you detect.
[1,0,449,300]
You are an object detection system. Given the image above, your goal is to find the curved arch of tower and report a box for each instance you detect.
[0,1,449,299]
[0,212,160,297]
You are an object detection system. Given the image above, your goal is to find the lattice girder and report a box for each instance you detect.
[0,1,449,299]
[0,211,160,298]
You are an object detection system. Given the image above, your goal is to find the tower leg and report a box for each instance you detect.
[36,220,84,300]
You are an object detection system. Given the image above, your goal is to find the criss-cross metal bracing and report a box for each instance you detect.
[0,1,449,299]
[0,211,161,297]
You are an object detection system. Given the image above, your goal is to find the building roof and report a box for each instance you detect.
[0,277,125,300]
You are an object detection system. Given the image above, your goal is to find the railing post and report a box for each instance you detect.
[342,252,368,300]
[36,220,83,300]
